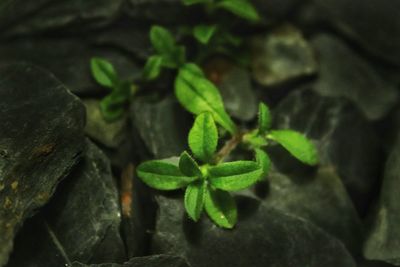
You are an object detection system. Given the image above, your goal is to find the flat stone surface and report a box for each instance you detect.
[6,140,126,266]
[311,34,398,120]
[364,137,400,265]
[151,194,356,267]
[0,63,86,266]
[273,89,383,214]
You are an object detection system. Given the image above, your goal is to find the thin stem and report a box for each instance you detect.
[213,132,244,164]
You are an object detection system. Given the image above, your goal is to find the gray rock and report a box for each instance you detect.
[273,89,382,214]
[0,0,123,36]
[6,141,126,266]
[364,137,400,265]
[84,99,128,148]
[311,34,398,120]
[311,0,400,66]
[251,24,317,87]
[261,166,362,254]
[0,37,139,96]
[151,194,356,267]
[130,95,191,159]
[0,64,86,266]
[71,254,190,267]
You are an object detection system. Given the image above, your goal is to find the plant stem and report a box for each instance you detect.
[214,132,244,164]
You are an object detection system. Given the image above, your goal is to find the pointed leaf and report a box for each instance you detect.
[255,149,270,179]
[99,90,129,122]
[175,63,237,134]
[150,25,176,56]
[137,160,197,190]
[184,180,206,221]
[179,151,203,177]
[268,130,319,165]
[258,102,271,135]
[193,24,217,44]
[209,161,262,191]
[217,0,260,22]
[143,55,163,80]
[188,113,218,162]
[90,57,118,88]
[204,187,237,229]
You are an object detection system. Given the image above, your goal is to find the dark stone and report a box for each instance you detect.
[0,63,86,266]
[151,194,356,267]
[260,166,362,254]
[364,137,400,265]
[250,24,317,87]
[311,0,400,66]
[253,0,301,23]
[311,34,398,120]
[71,254,191,267]
[0,37,139,96]
[130,95,191,159]
[272,89,383,214]
[6,140,126,266]
[0,0,123,36]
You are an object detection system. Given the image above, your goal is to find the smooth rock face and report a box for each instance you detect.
[251,24,317,87]
[0,38,139,96]
[71,254,190,267]
[273,89,382,214]
[311,0,400,66]
[364,137,400,265]
[84,99,128,148]
[0,64,86,266]
[130,95,191,159]
[311,34,398,120]
[6,141,125,266]
[261,166,362,254]
[151,194,356,267]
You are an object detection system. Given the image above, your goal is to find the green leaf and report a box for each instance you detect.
[255,149,270,179]
[175,63,237,134]
[209,161,262,191]
[143,55,163,81]
[258,102,271,135]
[99,90,129,122]
[90,57,118,88]
[193,25,217,44]
[267,130,319,165]
[204,187,237,229]
[182,0,211,5]
[137,160,197,190]
[150,25,176,56]
[217,0,260,22]
[188,113,218,162]
[179,151,203,177]
[184,180,206,221]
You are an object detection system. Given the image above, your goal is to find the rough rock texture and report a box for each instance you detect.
[273,89,382,214]
[0,64,86,266]
[151,194,356,267]
[6,141,126,266]
[364,137,400,265]
[311,34,398,120]
[260,166,362,254]
[71,254,190,267]
[251,24,317,87]
[130,95,191,159]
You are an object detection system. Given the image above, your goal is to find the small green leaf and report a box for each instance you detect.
[90,57,118,88]
[267,130,319,165]
[182,0,211,5]
[179,151,203,177]
[258,102,271,135]
[255,149,270,179]
[193,24,217,44]
[204,187,237,229]
[143,55,163,81]
[188,112,218,162]
[99,91,129,122]
[137,160,197,190]
[217,0,260,22]
[150,25,176,56]
[209,161,262,191]
[184,180,206,221]
[175,63,237,134]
